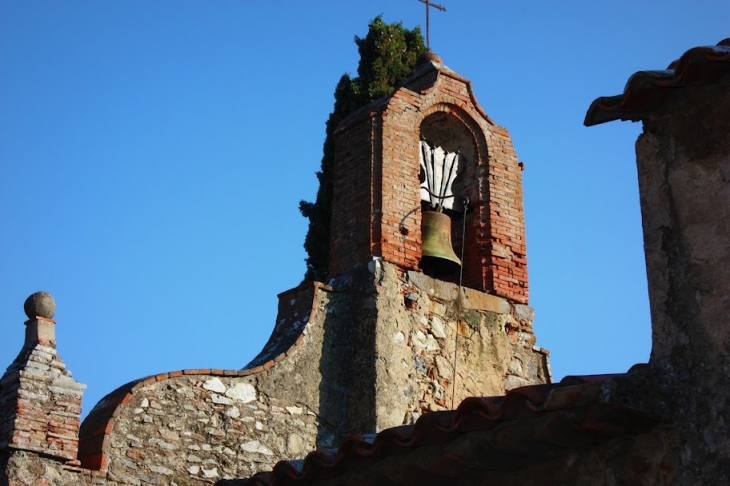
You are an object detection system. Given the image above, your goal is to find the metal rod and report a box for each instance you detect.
[421,140,434,208]
[425,0,430,48]
[439,151,458,211]
[435,150,445,211]
[417,0,446,50]
[451,195,469,410]
[429,144,437,208]
[443,151,459,207]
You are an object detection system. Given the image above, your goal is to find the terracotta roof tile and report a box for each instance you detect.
[585,39,730,126]
[224,364,660,486]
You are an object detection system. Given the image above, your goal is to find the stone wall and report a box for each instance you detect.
[1,450,105,486]
[633,76,730,483]
[0,261,548,485]
[582,44,730,484]
[94,373,321,484]
[86,263,546,485]
[77,282,335,484]
[363,261,548,431]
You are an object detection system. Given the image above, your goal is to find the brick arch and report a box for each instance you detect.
[414,104,492,286]
[418,102,490,170]
[415,98,527,300]
[417,103,490,208]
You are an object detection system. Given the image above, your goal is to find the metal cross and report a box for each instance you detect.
[418,0,446,50]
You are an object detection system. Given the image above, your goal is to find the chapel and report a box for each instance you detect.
[0,51,549,485]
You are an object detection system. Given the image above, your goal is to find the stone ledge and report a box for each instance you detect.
[407,270,512,315]
[460,287,510,314]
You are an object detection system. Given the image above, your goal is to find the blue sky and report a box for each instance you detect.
[1,1,727,418]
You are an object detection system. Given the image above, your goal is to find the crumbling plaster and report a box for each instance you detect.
[634,77,730,482]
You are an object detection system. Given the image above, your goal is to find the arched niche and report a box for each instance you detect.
[418,108,485,285]
[419,111,478,214]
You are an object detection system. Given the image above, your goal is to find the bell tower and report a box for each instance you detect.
[329,52,529,304]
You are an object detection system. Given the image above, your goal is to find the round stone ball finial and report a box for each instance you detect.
[416,51,443,67]
[24,291,56,320]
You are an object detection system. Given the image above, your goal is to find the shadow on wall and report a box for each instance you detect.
[317,264,378,448]
[0,452,8,485]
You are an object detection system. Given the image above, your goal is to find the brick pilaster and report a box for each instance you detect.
[0,294,85,461]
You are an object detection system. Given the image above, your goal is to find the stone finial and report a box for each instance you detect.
[416,50,442,67]
[1,291,85,463]
[24,291,55,320]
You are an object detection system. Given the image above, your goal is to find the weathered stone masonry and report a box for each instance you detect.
[80,262,546,484]
[2,261,548,485]
[582,40,730,485]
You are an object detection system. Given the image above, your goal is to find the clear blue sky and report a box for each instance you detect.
[1,1,727,418]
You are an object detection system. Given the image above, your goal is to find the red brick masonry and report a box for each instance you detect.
[329,57,529,303]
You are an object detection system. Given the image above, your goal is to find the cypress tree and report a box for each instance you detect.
[299,16,427,282]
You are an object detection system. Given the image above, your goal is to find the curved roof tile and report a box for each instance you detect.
[225,364,659,486]
[585,39,730,126]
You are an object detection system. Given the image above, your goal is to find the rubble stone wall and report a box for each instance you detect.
[100,373,321,484]
[75,282,335,485]
[365,262,548,431]
[86,263,548,485]
[3,264,548,486]
[1,450,105,486]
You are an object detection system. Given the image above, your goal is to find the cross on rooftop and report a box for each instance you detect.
[418,0,446,50]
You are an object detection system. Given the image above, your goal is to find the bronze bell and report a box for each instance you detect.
[420,211,461,275]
